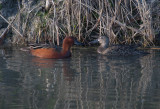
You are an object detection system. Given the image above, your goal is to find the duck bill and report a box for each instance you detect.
[74,39,84,46]
[89,39,99,44]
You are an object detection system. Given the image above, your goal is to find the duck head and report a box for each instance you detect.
[89,35,109,48]
[89,35,110,54]
[62,36,74,51]
[98,36,109,48]
[62,36,82,49]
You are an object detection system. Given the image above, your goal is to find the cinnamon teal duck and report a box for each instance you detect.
[22,36,82,59]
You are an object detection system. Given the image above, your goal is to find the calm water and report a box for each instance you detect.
[0,47,160,109]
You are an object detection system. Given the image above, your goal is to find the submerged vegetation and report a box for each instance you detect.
[0,0,160,47]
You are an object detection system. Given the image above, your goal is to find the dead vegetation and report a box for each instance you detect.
[0,0,160,46]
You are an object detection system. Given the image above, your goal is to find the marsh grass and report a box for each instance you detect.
[7,0,160,46]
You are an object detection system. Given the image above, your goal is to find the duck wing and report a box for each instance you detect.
[29,44,62,52]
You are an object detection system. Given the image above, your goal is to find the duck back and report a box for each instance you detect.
[102,45,147,56]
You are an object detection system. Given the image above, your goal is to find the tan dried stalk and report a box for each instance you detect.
[8,0,159,46]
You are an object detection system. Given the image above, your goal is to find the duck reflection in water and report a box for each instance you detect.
[0,49,5,56]
[32,58,75,81]
[0,38,3,45]
[0,34,5,45]
[90,35,148,56]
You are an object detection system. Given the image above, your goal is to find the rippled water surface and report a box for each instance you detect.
[0,47,160,109]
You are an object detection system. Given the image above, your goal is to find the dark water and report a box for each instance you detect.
[0,47,160,109]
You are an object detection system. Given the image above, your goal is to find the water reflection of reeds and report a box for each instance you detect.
[0,48,160,109]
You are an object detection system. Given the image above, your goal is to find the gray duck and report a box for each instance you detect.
[95,36,148,56]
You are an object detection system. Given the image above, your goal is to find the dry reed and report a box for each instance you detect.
[1,0,160,46]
